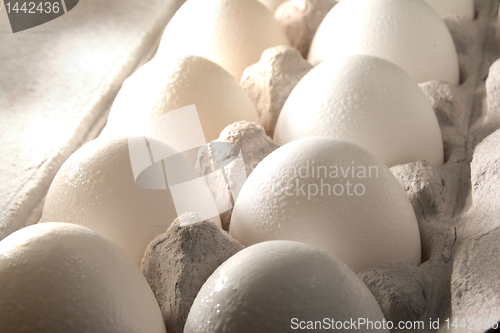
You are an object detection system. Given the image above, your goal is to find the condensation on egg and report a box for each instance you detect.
[230,137,422,274]
[0,223,166,333]
[424,0,474,20]
[308,0,460,85]
[274,54,444,168]
[185,240,389,333]
[156,0,290,80]
[102,56,258,143]
[41,136,221,266]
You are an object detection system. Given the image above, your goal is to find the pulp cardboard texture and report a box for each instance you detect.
[0,0,186,240]
[1,0,500,331]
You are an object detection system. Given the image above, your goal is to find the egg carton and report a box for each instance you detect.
[139,0,500,331]
[1,0,500,331]
[362,0,500,328]
[178,0,500,329]
[269,1,500,329]
[0,0,188,241]
[177,0,500,330]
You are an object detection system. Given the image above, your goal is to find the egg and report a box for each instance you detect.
[0,223,166,333]
[274,54,444,168]
[258,0,287,12]
[156,0,290,80]
[230,137,421,273]
[424,0,474,20]
[308,0,459,85]
[41,136,221,266]
[102,56,258,143]
[185,240,389,333]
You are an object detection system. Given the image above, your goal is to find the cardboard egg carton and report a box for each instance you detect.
[140,0,500,329]
[0,0,499,330]
[0,0,186,239]
[348,0,500,328]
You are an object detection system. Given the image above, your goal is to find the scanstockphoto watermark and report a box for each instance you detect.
[291,318,425,331]
[272,160,380,199]
[291,317,500,331]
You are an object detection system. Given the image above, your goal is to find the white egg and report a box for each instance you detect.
[230,137,421,273]
[157,0,290,80]
[274,54,444,168]
[41,136,221,266]
[424,0,474,20]
[258,0,287,12]
[0,223,166,333]
[308,0,459,85]
[102,56,258,143]
[185,240,389,333]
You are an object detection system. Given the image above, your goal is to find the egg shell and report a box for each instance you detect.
[185,240,389,333]
[308,0,460,85]
[274,54,444,168]
[0,223,166,333]
[102,56,258,143]
[41,136,220,266]
[424,0,474,20]
[258,0,287,12]
[157,0,290,80]
[230,137,421,273]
